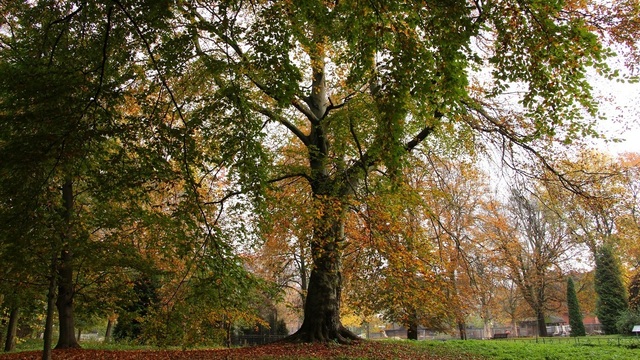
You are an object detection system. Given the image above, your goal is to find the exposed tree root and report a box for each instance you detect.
[281,325,361,344]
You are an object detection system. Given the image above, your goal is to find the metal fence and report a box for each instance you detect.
[231,334,288,347]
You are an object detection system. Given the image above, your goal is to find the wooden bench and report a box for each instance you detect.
[491,333,509,339]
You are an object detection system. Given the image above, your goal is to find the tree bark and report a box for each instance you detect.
[536,310,548,337]
[55,179,80,349]
[407,321,418,340]
[483,319,492,339]
[104,318,113,343]
[55,248,80,349]
[42,252,57,360]
[458,320,467,340]
[3,307,19,352]
[288,239,358,342]
[286,197,358,343]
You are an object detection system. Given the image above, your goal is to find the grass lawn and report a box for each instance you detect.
[0,337,638,359]
[424,337,640,360]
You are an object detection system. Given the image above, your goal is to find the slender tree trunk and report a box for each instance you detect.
[536,309,548,337]
[55,179,80,349]
[407,321,418,340]
[3,307,19,352]
[299,245,308,307]
[76,328,81,342]
[458,320,467,340]
[104,318,113,343]
[55,248,79,349]
[42,252,57,360]
[405,308,418,340]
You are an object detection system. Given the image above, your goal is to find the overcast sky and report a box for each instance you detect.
[592,60,640,155]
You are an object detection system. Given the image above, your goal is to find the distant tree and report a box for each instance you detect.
[628,270,640,311]
[489,185,570,337]
[567,277,586,337]
[594,244,628,334]
[113,276,160,343]
[617,270,640,335]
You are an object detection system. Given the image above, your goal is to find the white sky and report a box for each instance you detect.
[591,65,640,155]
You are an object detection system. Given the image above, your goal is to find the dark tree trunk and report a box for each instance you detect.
[104,318,113,343]
[55,179,80,349]
[407,321,418,340]
[76,328,81,342]
[288,241,358,343]
[55,248,80,349]
[458,320,467,340]
[286,199,359,343]
[42,252,57,360]
[3,307,19,352]
[537,310,548,337]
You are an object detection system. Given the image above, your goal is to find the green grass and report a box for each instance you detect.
[415,337,640,360]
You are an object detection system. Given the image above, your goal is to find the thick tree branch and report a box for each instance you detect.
[92,6,113,106]
[463,100,585,195]
[292,97,321,124]
[404,120,441,153]
[268,172,312,184]
[324,89,361,118]
[186,8,321,127]
[340,112,441,194]
[251,103,310,146]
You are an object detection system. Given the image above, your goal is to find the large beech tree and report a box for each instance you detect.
[3,0,640,345]
[175,0,638,342]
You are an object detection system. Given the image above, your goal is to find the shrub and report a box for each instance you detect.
[615,309,640,336]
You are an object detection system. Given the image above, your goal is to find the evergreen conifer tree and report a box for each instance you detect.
[567,277,586,336]
[594,244,628,334]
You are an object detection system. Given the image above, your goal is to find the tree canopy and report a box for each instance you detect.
[2,0,640,350]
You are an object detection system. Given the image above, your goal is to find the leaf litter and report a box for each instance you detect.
[0,341,484,359]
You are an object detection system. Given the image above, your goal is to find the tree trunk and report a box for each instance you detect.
[405,308,419,340]
[76,328,81,342]
[483,319,492,339]
[104,318,113,343]
[42,252,57,360]
[407,321,418,340]
[458,320,467,340]
[286,200,358,343]
[288,246,357,343]
[298,244,308,307]
[55,179,80,349]
[3,307,19,352]
[55,247,79,349]
[536,310,548,337]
